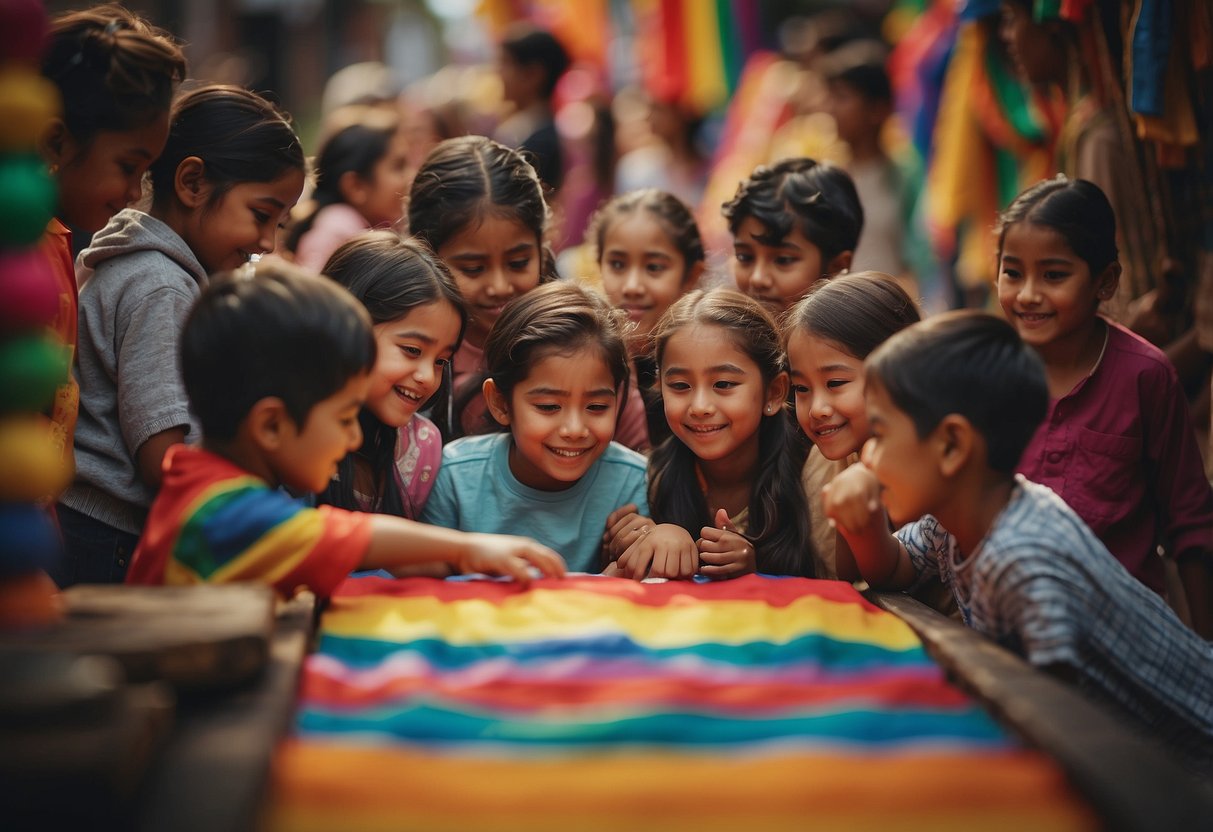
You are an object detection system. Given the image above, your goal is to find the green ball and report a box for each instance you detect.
[0,155,55,246]
[0,335,70,413]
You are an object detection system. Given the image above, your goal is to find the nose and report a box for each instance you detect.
[348,419,363,451]
[689,387,714,416]
[1017,276,1042,305]
[485,267,513,300]
[749,258,772,289]
[810,390,833,419]
[622,267,645,298]
[412,360,436,388]
[558,409,588,438]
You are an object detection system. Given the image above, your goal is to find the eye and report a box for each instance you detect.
[508,256,532,271]
[665,380,690,392]
[119,162,137,176]
[435,357,450,369]
[253,210,270,225]
[1000,266,1022,280]
[775,255,799,267]
[1044,270,1070,282]
[400,345,422,358]
[713,380,739,390]
[457,264,485,277]
[534,403,559,413]
[587,403,611,413]
[792,383,810,395]
[826,379,849,389]
[606,258,625,271]
[734,251,754,265]
[646,262,668,275]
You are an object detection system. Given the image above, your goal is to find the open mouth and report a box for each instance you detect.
[1015,312,1053,324]
[814,423,846,438]
[393,385,423,404]
[547,446,591,458]
[685,424,725,435]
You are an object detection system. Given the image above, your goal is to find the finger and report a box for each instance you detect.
[699,561,744,579]
[607,513,637,541]
[499,554,532,587]
[698,526,725,543]
[527,545,566,578]
[714,507,737,532]
[697,549,738,566]
[606,504,638,529]
[680,546,697,579]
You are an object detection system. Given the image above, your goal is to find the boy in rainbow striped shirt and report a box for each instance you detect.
[125,262,564,597]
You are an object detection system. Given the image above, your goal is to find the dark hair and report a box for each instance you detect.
[722,157,863,264]
[996,176,1119,276]
[589,188,705,275]
[648,289,812,576]
[501,25,571,99]
[42,4,186,144]
[785,272,920,360]
[318,231,467,517]
[407,135,554,275]
[181,261,375,442]
[286,110,400,252]
[484,281,630,414]
[149,84,305,210]
[824,41,892,104]
[867,311,1048,473]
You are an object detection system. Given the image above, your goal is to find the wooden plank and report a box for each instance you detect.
[873,591,1213,832]
[132,592,316,832]
[0,584,276,691]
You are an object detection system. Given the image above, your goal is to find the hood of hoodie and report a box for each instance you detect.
[78,208,209,290]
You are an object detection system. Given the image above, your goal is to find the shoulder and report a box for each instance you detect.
[979,478,1110,577]
[441,432,505,465]
[1101,321,1177,378]
[596,441,649,474]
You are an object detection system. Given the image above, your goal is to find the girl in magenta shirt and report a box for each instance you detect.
[996,176,1213,636]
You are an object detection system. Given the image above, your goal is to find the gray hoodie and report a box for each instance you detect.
[61,209,209,535]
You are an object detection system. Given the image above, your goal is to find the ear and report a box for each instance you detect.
[1095,261,1122,302]
[337,169,367,207]
[483,378,511,426]
[763,370,789,417]
[38,118,75,171]
[825,250,853,278]
[174,156,212,208]
[932,413,974,478]
[246,397,291,453]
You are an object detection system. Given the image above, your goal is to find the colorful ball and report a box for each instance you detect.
[0,0,49,64]
[0,155,56,246]
[0,416,72,502]
[0,335,70,413]
[0,247,58,328]
[0,503,60,576]
[0,67,60,150]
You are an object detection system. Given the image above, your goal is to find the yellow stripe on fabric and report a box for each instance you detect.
[683,0,727,112]
[209,509,325,586]
[268,741,1097,832]
[322,589,922,650]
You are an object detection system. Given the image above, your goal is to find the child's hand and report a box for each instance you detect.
[456,533,567,586]
[602,503,657,561]
[617,524,698,580]
[822,464,884,537]
[697,509,756,580]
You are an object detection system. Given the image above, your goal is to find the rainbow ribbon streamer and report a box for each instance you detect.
[269,575,1094,831]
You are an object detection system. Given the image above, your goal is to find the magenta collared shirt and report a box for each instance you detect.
[1017,320,1213,594]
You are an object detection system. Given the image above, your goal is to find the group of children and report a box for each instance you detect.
[32,4,1213,766]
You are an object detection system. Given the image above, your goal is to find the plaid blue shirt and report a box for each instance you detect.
[897,476,1213,765]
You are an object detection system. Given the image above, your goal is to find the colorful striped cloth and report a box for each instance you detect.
[269,575,1095,831]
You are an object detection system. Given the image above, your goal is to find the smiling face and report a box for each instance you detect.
[996,222,1113,354]
[271,372,371,494]
[185,168,306,274]
[599,212,694,350]
[660,323,784,466]
[732,216,826,315]
[437,214,542,346]
[861,379,943,527]
[787,329,868,461]
[53,118,171,233]
[366,300,463,428]
[487,344,619,491]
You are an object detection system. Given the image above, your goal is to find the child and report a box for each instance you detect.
[57,85,306,587]
[995,177,1213,635]
[407,135,555,438]
[421,281,648,573]
[784,273,919,580]
[126,262,564,596]
[289,109,410,271]
[722,157,863,316]
[318,231,465,518]
[589,188,705,452]
[39,4,186,465]
[494,24,570,193]
[821,311,1213,765]
[605,289,811,581]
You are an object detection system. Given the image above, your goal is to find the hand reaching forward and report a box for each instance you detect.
[602,503,657,563]
[455,532,567,586]
[697,508,756,580]
[821,463,884,537]
[616,523,699,580]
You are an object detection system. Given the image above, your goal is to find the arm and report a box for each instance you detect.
[363,515,566,586]
[136,428,187,490]
[821,464,917,590]
[1177,552,1213,640]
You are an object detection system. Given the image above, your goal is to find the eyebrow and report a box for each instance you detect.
[525,386,617,398]
[391,329,437,343]
[254,196,289,210]
[664,363,747,375]
[820,364,856,373]
[1000,254,1074,266]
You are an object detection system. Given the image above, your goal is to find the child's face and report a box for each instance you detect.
[53,119,171,233]
[860,380,942,527]
[828,82,886,148]
[661,323,784,465]
[492,346,619,492]
[600,213,692,349]
[732,216,826,315]
[999,2,1067,86]
[273,372,371,494]
[787,329,868,461]
[996,222,1113,352]
[356,131,410,227]
[366,300,462,428]
[437,215,541,346]
[186,168,306,274]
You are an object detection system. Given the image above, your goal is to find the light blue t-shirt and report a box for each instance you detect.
[421,432,649,572]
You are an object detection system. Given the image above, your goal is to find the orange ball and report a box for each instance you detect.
[0,415,72,502]
[0,67,60,150]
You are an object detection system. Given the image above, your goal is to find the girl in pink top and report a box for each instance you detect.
[319,231,466,520]
[996,176,1213,636]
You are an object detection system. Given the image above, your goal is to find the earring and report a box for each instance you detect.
[765,405,773,414]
